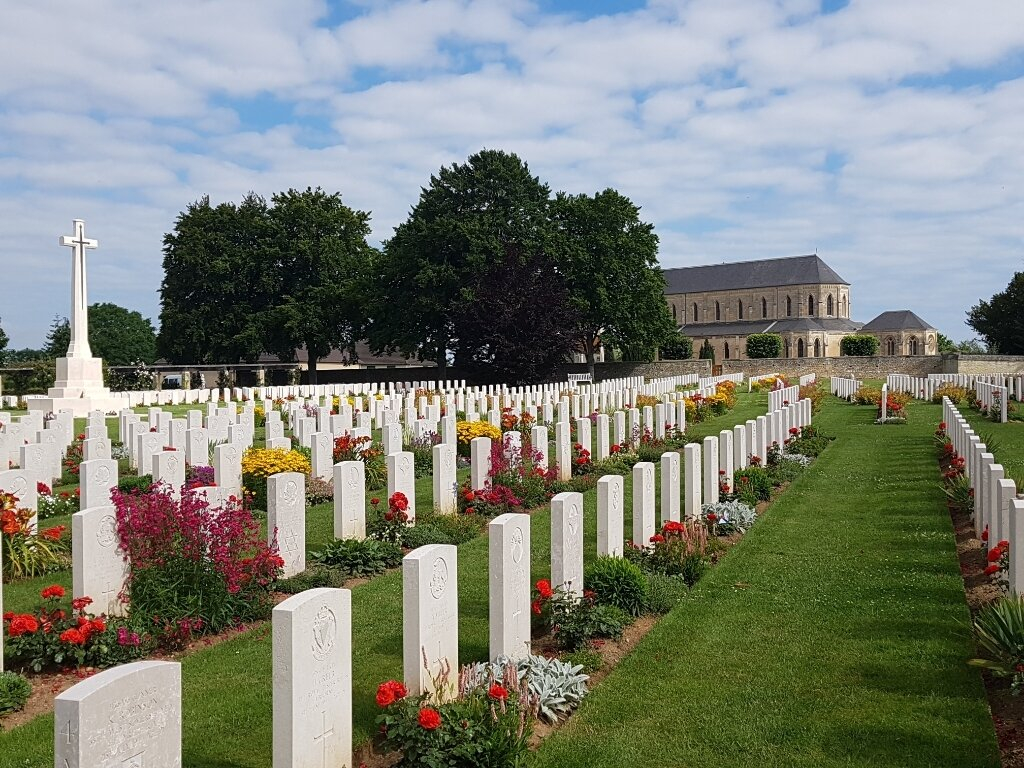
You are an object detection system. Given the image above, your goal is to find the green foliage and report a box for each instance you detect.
[0,358,56,397]
[398,511,482,549]
[377,664,534,768]
[118,474,154,494]
[534,582,628,652]
[659,330,693,360]
[745,333,783,359]
[936,333,957,354]
[645,573,690,614]
[0,671,31,716]
[367,149,573,382]
[0,317,8,366]
[468,654,590,725]
[311,537,404,578]
[698,339,715,362]
[261,187,377,384]
[968,270,1024,354]
[43,304,157,365]
[969,596,1024,694]
[275,564,349,594]
[840,334,880,356]
[1,508,70,580]
[583,556,650,616]
[553,188,675,371]
[559,647,604,674]
[734,466,773,504]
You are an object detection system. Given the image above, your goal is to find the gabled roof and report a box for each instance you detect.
[677,318,862,337]
[663,255,849,294]
[859,310,935,332]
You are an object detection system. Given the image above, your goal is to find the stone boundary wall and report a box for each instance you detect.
[954,355,1024,375]
[721,355,945,379]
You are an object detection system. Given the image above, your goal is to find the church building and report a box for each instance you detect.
[662,254,937,361]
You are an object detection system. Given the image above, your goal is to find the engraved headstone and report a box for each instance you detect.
[387,451,417,524]
[310,432,333,481]
[72,504,128,616]
[597,475,624,557]
[660,451,680,524]
[80,458,119,511]
[153,451,186,501]
[214,443,242,498]
[333,461,366,540]
[403,544,459,696]
[683,442,701,521]
[269,472,306,578]
[273,587,352,768]
[489,513,531,661]
[432,444,458,515]
[633,461,656,547]
[55,661,181,768]
[551,491,584,598]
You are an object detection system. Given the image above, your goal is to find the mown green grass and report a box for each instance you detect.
[528,396,999,768]
[0,396,761,766]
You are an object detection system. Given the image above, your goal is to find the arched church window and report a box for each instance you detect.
[715,301,721,321]
[761,297,768,318]
[786,296,792,316]
[808,295,815,316]
[693,303,698,322]
[738,300,744,320]
[798,339,805,357]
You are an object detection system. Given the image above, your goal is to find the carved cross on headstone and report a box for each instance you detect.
[59,219,98,359]
[313,710,334,768]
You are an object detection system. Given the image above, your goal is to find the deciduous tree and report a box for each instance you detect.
[552,189,675,377]
[967,271,1024,355]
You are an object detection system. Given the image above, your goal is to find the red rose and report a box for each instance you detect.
[418,707,442,730]
[981,528,989,542]
[998,540,1010,550]
[706,513,718,522]
[41,585,65,600]
[465,507,475,515]
[7,614,39,636]
[650,534,665,543]
[988,548,1003,562]
[90,618,106,633]
[376,680,407,707]
[60,628,87,645]
[488,684,509,701]
[984,564,1001,576]
[72,596,93,612]
[370,497,380,506]
[536,579,553,599]
[532,599,543,615]
[464,491,476,502]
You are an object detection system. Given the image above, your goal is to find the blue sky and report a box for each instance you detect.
[1,0,1022,348]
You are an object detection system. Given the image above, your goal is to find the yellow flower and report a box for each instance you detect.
[241,448,312,479]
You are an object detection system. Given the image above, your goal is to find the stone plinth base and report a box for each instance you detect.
[28,395,122,417]
[49,356,109,398]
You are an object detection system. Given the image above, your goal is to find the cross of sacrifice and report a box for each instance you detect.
[59,219,98,359]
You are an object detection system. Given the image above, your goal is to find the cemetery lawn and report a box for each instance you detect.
[0,394,763,767]
[529,396,1000,768]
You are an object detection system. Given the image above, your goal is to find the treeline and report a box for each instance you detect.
[157,149,683,384]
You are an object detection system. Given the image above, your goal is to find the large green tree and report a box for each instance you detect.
[967,271,1024,355]
[367,149,568,377]
[158,193,276,364]
[552,189,675,376]
[43,304,157,365]
[0,316,9,366]
[263,188,377,384]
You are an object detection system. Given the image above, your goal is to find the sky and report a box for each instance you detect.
[1,0,1022,349]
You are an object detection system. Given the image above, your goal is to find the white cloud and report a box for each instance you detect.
[0,0,1022,349]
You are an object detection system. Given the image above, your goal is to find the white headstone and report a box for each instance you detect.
[683,442,701,521]
[597,475,624,557]
[311,432,333,481]
[333,462,366,540]
[268,472,305,578]
[489,513,531,662]
[660,451,680,524]
[152,451,186,501]
[551,492,584,598]
[72,503,128,617]
[432,444,458,515]
[703,435,720,505]
[55,661,181,768]
[403,544,459,696]
[272,587,352,768]
[633,462,656,547]
[387,451,416,524]
[214,443,242,498]
[470,436,491,490]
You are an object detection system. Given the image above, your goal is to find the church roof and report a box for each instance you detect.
[679,317,862,337]
[859,310,935,332]
[663,254,849,294]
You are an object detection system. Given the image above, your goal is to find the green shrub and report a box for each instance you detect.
[118,474,153,494]
[561,647,604,674]
[746,333,783,359]
[645,573,690,614]
[840,334,880,356]
[311,538,403,578]
[584,556,650,617]
[734,466,772,503]
[276,564,348,594]
[970,596,1024,694]
[0,671,32,715]
[659,331,693,360]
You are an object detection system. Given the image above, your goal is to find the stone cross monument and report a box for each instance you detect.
[60,219,97,359]
[28,220,119,416]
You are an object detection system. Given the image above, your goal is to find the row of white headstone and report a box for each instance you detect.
[829,376,863,399]
[767,385,801,413]
[942,397,1024,596]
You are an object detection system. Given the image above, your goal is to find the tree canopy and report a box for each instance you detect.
[746,333,782,359]
[553,189,675,374]
[967,271,1024,355]
[366,149,571,379]
[0,317,8,366]
[840,334,880,356]
[43,304,157,365]
[158,189,375,382]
